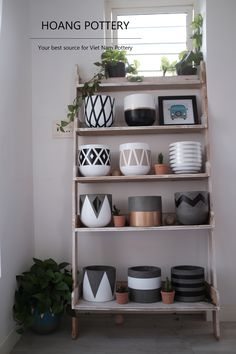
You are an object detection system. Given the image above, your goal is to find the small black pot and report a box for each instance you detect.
[106,62,126,77]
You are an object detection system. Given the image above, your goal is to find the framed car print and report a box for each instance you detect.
[158,95,199,125]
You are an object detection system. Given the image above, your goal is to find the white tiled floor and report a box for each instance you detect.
[10,314,236,354]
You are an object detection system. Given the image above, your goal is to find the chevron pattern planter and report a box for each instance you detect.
[80,194,112,227]
[83,265,116,302]
[78,144,111,177]
[175,191,209,225]
[84,95,115,128]
[119,142,151,176]
[171,265,205,302]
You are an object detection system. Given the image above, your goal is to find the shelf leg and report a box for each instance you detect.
[212,310,220,340]
[71,316,79,339]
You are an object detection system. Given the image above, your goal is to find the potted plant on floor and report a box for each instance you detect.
[154,153,169,175]
[161,277,175,304]
[13,258,74,334]
[115,285,129,304]
[112,205,126,227]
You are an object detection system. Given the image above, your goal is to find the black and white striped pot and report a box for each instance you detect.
[171,265,205,302]
[83,265,116,302]
[175,191,209,225]
[84,95,115,128]
[128,196,162,227]
[128,266,161,303]
[78,144,111,177]
[80,194,112,227]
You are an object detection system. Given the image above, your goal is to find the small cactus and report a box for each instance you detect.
[112,205,120,216]
[158,153,164,164]
[163,277,173,292]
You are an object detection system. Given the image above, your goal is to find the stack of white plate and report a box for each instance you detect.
[169,141,202,174]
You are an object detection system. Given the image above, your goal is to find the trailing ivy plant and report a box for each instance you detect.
[57,71,105,132]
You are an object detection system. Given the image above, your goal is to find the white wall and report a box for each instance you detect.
[0,0,34,352]
[206,0,236,320]
[30,0,236,322]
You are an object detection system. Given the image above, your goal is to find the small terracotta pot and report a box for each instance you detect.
[113,215,126,227]
[161,290,175,304]
[154,164,169,175]
[116,291,129,304]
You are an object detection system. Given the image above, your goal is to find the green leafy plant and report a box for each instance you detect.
[116,285,128,293]
[162,277,173,292]
[157,153,164,164]
[160,56,177,76]
[13,258,73,333]
[57,71,105,132]
[191,13,203,65]
[112,204,121,216]
[94,49,139,77]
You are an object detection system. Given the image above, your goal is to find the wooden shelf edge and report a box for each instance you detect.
[76,124,207,136]
[74,173,209,183]
[74,224,214,233]
[77,75,201,92]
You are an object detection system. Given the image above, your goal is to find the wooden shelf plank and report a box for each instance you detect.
[74,173,209,183]
[76,124,206,136]
[74,224,213,232]
[77,75,201,92]
[73,299,218,313]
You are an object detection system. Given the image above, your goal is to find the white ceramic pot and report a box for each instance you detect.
[83,265,116,302]
[78,144,111,177]
[80,194,112,227]
[124,93,156,126]
[84,95,115,128]
[119,142,151,175]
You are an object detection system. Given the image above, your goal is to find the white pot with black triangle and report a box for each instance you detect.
[83,265,116,302]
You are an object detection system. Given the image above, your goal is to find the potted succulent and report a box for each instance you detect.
[175,13,203,75]
[112,204,126,227]
[154,153,169,175]
[161,277,175,304]
[160,56,177,76]
[94,49,139,78]
[115,285,129,304]
[13,258,74,334]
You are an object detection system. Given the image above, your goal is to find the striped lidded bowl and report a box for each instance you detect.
[171,265,205,302]
[128,266,161,303]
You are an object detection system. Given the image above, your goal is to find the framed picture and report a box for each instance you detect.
[158,95,199,125]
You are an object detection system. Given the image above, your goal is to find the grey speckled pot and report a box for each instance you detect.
[175,191,209,225]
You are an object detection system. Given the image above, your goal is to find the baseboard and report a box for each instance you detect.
[0,329,20,354]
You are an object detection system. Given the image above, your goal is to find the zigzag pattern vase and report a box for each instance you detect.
[78,144,111,177]
[84,95,115,128]
[80,194,112,227]
[83,265,116,302]
[175,191,209,225]
[119,142,151,175]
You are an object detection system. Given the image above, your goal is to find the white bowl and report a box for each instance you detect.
[169,141,202,148]
[170,162,202,168]
[78,144,111,177]
[119,142,151,176]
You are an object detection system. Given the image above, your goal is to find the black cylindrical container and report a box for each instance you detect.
[171,265,205,302]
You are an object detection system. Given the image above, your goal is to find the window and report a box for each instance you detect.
[105,1,194,76]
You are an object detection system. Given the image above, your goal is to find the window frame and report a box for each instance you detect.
[105,0,196,75]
